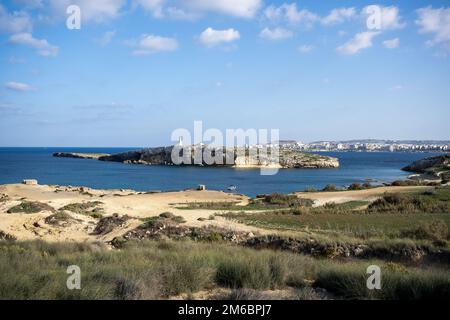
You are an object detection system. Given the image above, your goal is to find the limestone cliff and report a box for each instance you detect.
[54,146,340,169]
[402,154,450,181]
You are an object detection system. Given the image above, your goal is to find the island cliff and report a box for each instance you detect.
[402,154,450,182]
[54,145,339,169]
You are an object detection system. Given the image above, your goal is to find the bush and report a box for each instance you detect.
[93,215,129,235]
[401,220,449,242]
[348,183,363,190]
[44,212,74,226]
[216,254,288,290]
[262,193,313,207]
[314,263,450,300]
[7,201,55,214]
[159,212,175,219]
[322,184,337,192]
[59,202,103,214]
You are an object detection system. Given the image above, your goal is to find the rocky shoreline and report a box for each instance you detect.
[54,146,340,169]
[402,154,450,182]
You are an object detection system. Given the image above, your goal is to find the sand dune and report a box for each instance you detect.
[0,183,430,243]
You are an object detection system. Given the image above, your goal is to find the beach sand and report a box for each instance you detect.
[0,183,430,243]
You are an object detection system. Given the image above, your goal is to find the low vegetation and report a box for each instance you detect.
[44,212,77,227]
[178,193,313,211]
[0,240,448,300]
[59,202,104,218]
[7,201,55,214]
[93,214,129,235]
[222,188,450,243]
[367,189,450,214]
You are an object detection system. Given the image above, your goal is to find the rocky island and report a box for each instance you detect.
[53,152,110,159]
[54,145,340,169]
[402,154,450,183]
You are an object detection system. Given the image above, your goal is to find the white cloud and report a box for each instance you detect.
[182,0,261,18]
[298,44,314,53]
[362,5,405,30]
[134,0,164,18]
[9,33,59,57]
[131,34,178,55]
[337,31,380,55]
[322,7,356,26]
[97,30,116,46]
[264,3,319,27]
[259,27,293,41]
[198,27,240,47]
[5,81,33,92]
[383,38,399,49]
[416,6,450,51]
[48,0,126,23]
[166,7,199,21]
[0,4,32,34]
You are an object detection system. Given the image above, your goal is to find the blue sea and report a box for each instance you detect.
[0,148,442,197]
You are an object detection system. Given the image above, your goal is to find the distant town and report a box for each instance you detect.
[279,140,450,152]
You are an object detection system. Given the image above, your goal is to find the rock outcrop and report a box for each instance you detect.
[53,152,110,159]
[402,154,450,181]
[54,145,340,169]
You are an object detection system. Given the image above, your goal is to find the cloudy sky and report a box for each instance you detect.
[1,0,450,147]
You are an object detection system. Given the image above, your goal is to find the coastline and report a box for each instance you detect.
[0,182,433,243]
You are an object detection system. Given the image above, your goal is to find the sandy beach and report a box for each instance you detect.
[0,182,431,243]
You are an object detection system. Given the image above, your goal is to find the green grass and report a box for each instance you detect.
[0,240,448,300]
[367,189,450,214]
[222,211,450,238]
[314,261,450,300]
[176,194,314,211]
[0,240,316,299]
[222,189,450,239]
[59,202,104,218]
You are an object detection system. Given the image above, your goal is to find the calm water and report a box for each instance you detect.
[0,148,441,197]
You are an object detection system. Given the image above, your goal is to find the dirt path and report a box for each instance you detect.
[0,184,432,242]
[294,186,431,206]
[0,183,253,241]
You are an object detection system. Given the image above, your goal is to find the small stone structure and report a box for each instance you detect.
[197,184,206,191]
[22,179,38,185]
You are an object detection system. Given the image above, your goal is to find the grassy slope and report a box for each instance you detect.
[0,240,448,300]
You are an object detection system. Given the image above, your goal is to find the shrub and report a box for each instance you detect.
[263,193,313,207]
[44,212,74,226]
[172,216,186,224]
[314,263,450,300]
[401,220,449,242]
[348,183,363,190]
[7,201,55,214]
[93,215,129,235]
[59,202,103,214]
[159,212,175,219]
[216,253,288,290]
[322,184,337,192]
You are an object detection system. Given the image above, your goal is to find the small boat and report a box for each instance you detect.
[227,185,237,191]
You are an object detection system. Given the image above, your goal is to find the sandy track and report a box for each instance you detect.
[0,184,432,242]
[294,186,431,206]
[0,183,252,241]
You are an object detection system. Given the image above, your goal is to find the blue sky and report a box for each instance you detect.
[1,0,450,147]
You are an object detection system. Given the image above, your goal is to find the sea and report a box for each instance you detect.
[0,148,442,197]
